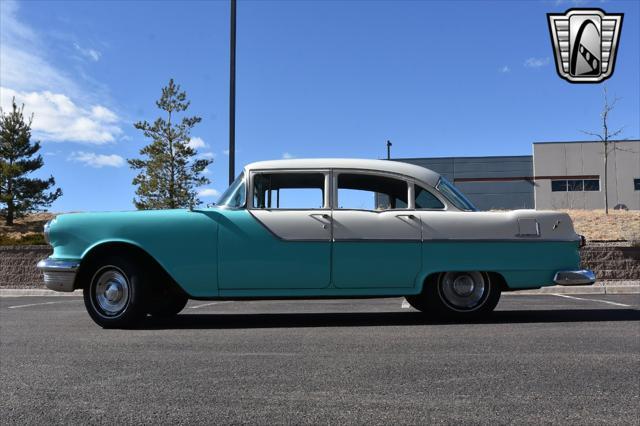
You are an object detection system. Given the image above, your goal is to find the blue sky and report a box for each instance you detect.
[1,0,638,212]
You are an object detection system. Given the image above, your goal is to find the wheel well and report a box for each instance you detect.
[74,242,185,296]
[421,271,508,292]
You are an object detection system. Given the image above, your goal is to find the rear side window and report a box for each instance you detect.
[415,185,444,209]
[252,172,325,209]
[337,173,407,210]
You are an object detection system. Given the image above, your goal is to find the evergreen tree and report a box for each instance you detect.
[0,98,62,226]
[128,79,212,209]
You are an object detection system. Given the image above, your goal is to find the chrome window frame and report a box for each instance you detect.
[248,169,332,211]
[331,168,450,212]
[215,171,248,210]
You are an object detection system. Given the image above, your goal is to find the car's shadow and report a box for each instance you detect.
[143,309,640,330]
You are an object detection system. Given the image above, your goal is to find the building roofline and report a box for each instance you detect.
[533,139,639,145]
[391,155,532,161]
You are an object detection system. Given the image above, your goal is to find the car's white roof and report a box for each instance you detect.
[244,158,441,186]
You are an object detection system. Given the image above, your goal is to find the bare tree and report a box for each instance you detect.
[581,86,625,215]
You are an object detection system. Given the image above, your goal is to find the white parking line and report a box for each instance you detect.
[8,300,79,309]
[551,293,632,307]
[188,301,233,310]
[401,300,411,309]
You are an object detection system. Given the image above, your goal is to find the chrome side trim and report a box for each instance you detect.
[37,259,80,292]
[553,269,596,286]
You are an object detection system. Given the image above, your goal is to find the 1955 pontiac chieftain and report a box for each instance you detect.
[38,159,595,328]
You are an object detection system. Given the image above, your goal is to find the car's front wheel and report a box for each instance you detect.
[83,256,148,328]
[406,271,501,319]
[147,287,188,318]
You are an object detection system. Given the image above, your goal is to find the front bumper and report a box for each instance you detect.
[553,269,596,286]
[37,258,80,292]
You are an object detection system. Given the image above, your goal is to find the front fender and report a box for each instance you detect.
[47,209,220,297]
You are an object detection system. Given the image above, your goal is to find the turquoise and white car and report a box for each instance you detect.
[38,159,595,328]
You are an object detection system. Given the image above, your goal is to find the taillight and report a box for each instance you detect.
[579,235,587,247]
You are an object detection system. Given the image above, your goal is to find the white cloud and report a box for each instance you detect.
[198,188,221,197]
[0,1,121,144]
[524,57,550,68]
[222,149,230,155]
[499,65,510,73]
[202,167,211,175]
[282,152,294,159]
[199,152,216,159]
[91,105,117,123]
[1,1,77,96]
[1,87,121,144]
[69,151,125,168]
[73,42,101,62]
[187,136,207,149]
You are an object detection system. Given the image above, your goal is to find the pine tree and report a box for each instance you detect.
[0,98,62,226]
[128,79,213,209]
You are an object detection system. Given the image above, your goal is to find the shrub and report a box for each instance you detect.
[0,232,47,246]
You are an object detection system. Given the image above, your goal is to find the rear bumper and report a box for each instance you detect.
[37,258,80,292]
[553,269,596,286]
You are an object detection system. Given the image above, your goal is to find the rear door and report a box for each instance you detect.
[331,171,422,289]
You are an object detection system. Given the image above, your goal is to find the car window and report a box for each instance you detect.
[436,178,477,211]
[337,173,407,210]
[252,172,325,209]
[216,172,246,208]
[415,185,444,209]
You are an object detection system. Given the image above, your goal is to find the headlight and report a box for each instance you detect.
[43,220,52,244]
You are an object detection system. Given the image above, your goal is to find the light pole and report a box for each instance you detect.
[386,140,392,160]
[228,0,237,185]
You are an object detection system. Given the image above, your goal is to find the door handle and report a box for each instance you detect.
[310,213,331,220]
[397,214,417,220]
[309,213,331,228]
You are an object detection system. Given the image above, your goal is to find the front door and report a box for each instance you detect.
[331,172,422,289]
[218,170,332,290]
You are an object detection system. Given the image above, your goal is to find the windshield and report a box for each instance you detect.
[216,172,246,208]
[436,178,477,211]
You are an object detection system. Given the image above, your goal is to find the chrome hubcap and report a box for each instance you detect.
[452,275,475,296]
[440,272,487,310]
[94,268,130,316]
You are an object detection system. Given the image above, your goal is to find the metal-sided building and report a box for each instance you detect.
[393,140,639,211]
[533,140,639,211]
[394,156,534,211]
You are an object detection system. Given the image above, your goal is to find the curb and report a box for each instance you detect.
[506,282,639,295]
[0,289,83,297]
[1,283,638,297]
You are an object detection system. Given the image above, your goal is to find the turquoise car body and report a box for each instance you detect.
[45,208,581,299]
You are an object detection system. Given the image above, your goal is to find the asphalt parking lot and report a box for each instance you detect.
[1,293,639,424]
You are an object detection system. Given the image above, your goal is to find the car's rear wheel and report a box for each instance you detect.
[405,271,501,319]
[83,256,148,328]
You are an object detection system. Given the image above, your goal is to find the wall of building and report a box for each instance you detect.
[395,156,534,210]
[533,141,640,210]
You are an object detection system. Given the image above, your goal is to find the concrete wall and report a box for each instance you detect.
[395,156,534,210]
[0,246,51,288]
[534,141,640,210]
[0,244,636,288]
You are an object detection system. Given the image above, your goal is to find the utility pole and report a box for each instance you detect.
[386,140,392,160]
[228,0,237,184]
